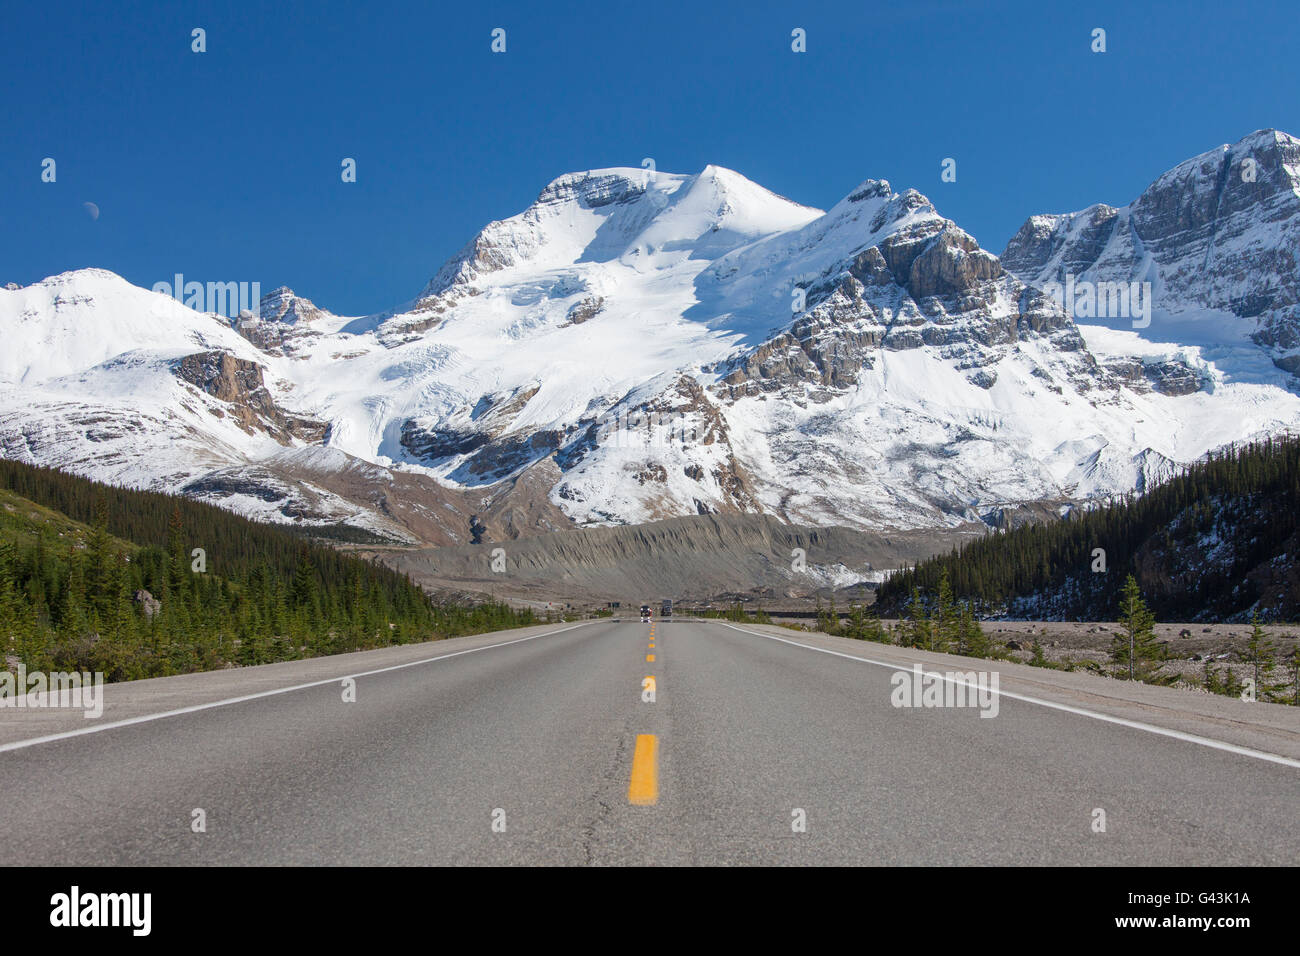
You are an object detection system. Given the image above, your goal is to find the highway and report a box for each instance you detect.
[1,617,1297,865]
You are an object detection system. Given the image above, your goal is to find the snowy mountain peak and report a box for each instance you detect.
[686,163,818,215]
[9,267,124,293]
[0,267,260,384]
[258,287,332,326]
[810,180,942,245]
[1002,127,1300,369]
[1133,128,1300,208]
[842,179,893,203]
[416,164,821,305]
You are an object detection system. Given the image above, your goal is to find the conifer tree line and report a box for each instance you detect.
[876,434,1300,622]
[0,459,536,682]
[887,573,993,657]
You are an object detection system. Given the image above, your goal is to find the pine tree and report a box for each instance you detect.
[861,604,885,643]
[83,494,116,621]
[1030,640,1048,667]
[845,602,865,640]
[1201,657,1223,695]
[933,570,958,653]
[1111,575,1163,682]
[1243,613,1287,702]
[960,602,991,658]
[903,584,931,649]
[1222,665,1244,700]
[165,506,186,601]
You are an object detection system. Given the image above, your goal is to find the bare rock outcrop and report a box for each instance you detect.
[173,351,328,444]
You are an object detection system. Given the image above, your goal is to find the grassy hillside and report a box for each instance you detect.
[0,486,136,554]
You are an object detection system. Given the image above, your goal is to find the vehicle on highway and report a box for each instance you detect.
[661,599,673,618]
[640,605,652,622]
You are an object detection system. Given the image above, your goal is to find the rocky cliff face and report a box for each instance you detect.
[258,286,330,326]
[1002,128,1300,368]
[173,351,328,444]
[713,183,1086,401]
[234,287,337,354]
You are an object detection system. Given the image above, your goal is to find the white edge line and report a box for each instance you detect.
[0,620,597,755]
[711,621,1300,770]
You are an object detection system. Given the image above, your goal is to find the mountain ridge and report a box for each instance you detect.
[1002,128,1300,365]
[3,133,1299,564]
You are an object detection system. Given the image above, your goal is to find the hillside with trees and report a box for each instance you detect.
[0,460,536,682]
[876,435,1300,623]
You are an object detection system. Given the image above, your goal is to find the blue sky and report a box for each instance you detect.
[3,0,1297,316]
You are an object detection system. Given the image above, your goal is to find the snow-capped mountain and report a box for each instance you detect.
[1002,128,1300,369]
[4,137,1300,545]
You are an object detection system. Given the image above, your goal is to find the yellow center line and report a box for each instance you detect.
[646,653,655,661]
[628,734,659,805]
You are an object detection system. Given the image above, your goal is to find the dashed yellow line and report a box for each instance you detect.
[646,654,655,662]
[628,734,659,805]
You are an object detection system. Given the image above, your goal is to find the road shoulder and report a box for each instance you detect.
[705,620,1300,765]
[0,620,599,749]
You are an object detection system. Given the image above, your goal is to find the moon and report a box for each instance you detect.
[83,202,100,221]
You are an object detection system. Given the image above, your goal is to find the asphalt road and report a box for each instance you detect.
[1,618,1297,865]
